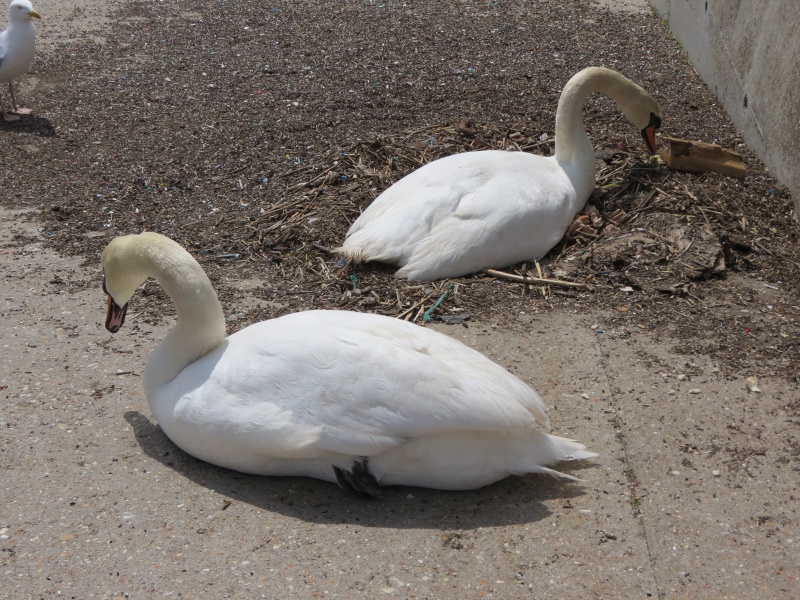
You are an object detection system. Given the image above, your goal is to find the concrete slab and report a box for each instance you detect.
[2,208,797,598]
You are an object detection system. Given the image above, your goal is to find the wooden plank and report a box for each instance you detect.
[658,136,747,179]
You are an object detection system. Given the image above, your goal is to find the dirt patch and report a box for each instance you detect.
[592,0,651,14]
[3,0,796,379]
[26,0,111,46]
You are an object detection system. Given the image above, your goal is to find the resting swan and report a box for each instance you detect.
[102,232,596,494]
[335,66,661,280]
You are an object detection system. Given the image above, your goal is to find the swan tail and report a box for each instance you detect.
[547,433,599,462]
[334,235,408,272]
[332,243,366,264]
[528,465,585,482]
[511,432,598,481]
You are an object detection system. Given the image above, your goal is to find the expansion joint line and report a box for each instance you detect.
[596,338,663,600]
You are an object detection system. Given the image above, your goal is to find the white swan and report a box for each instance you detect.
[0,0,40,121]
[335,66,661,280]
[102,232,596,494]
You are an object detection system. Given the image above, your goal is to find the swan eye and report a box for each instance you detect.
[648,112,661,130]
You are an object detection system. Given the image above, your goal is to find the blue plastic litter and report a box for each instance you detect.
[423,284,455,322]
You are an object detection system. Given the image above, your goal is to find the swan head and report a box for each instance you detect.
[101,234,150,333]
[616,81,661,155]
[10,0,41,22]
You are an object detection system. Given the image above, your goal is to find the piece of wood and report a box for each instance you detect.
[659,136,746,179]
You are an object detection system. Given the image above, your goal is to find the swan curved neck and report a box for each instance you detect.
[554,67,631,165]
[553,72,599,165]
[140,244,227,396]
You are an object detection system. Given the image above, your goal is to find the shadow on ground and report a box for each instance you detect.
[0,114,57,136]
[124,410,591,529]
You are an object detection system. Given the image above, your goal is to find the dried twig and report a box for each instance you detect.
[481,268,592,290]
[397,295,432,321]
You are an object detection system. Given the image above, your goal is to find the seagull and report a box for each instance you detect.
[0,0,40,121]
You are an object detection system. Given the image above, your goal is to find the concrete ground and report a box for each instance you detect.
[2,203,798,600]
[2,0,799,598]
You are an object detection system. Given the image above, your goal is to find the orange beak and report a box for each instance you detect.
[641,112,661,155]
[105,294,128,332]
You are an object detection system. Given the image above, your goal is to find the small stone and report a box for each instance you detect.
[712,470,721,477]
[677,374,687,381]
[745,376,761,393]
[688,388,701,394]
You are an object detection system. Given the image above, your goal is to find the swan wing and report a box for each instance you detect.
[340,153,492,264]
[175,311,550,460]
[341,151,577,278]
[404,161,580,278]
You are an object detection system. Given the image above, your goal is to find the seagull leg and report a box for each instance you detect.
[2,93,20,122]
[7,81,33,118]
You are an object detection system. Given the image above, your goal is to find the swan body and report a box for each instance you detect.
[336,66,661,280]
[102,232,596,493]
[0,0,40,119]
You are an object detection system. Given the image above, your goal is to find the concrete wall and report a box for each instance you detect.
[650,0,799,214]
